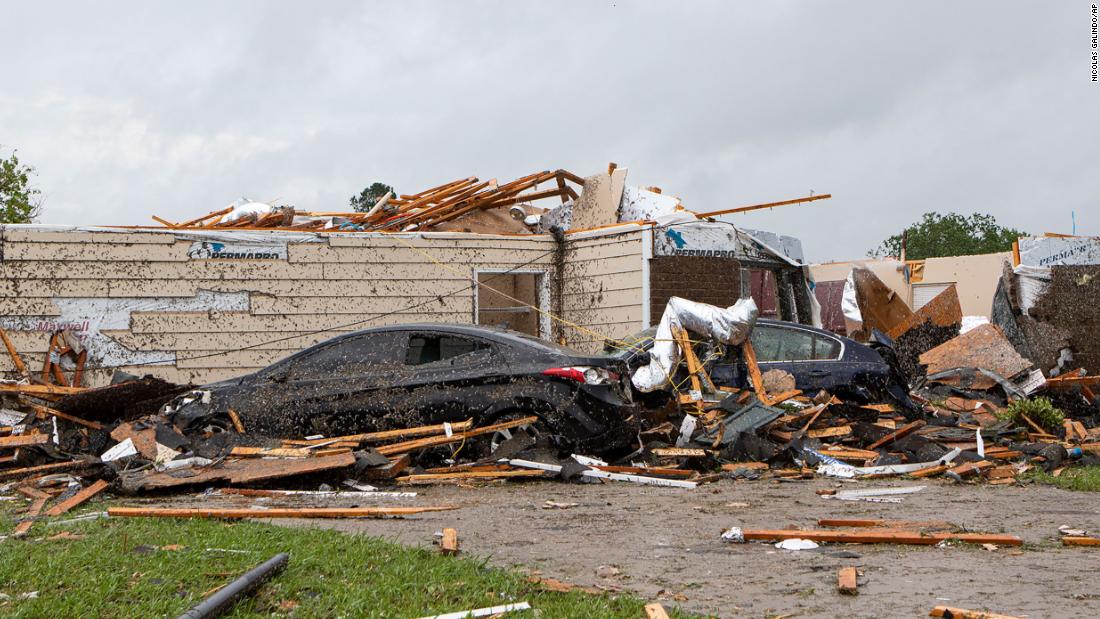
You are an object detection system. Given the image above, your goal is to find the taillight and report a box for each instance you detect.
[542,366,619,385]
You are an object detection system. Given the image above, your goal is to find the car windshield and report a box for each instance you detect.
[605,328,656,359]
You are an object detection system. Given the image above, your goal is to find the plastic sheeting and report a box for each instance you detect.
[632,296,759,392]
[222,198,274,223]
[841,270,862,331]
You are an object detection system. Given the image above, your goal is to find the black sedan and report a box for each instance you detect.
[168,323,638,452]
[610,318,914,408]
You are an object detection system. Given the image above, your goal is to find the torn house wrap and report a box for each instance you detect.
[631,296,759,392]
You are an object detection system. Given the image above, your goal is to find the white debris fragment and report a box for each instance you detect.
[417,602,532,619]
[721,526,745,543]
[775,539,819,550]
[100,438,137,462]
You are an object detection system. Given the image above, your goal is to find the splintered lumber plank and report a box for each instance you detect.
[45,479,109,517]
[363,454,410,480]
[376,417,537,456]
[0,434,51,449]
[807,426,852,439]
[395,470,550,484]
[1062,536,1100,547]
[0,383,86,397]
[837,566,858,595]
[229,447,313,458]
[866,420,926,450]
[0,460,97,482]
[284,420,475,446]
[908,464,952,479]
[129,452,357,491]
[22,402,103,431]
[929,606,1022,619]
[440,528,459,556]
[227,408,246,433]
[946,460,993,478]
[12,493,50,538]
[593,465,694,478]
[818,518,954,530]
[742,341,767,400]
[0,327,30,380]
[737,528,1022,546]
[720,462,770,471]
[652,447,707,458]
[763,390,802,407]
[107,506,458,519]
[644,603,671,619]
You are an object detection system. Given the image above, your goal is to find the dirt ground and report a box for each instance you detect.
[186,478,1099,618]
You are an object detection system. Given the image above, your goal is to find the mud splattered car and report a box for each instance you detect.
[610,318,915,409]
[168,323,638,453]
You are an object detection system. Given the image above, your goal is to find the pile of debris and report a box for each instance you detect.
[151,169,592,235]
[5,275,1100,536]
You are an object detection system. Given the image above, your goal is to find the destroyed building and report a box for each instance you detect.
[0,164,818,388]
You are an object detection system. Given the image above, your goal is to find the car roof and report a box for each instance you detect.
[311,322,583,355]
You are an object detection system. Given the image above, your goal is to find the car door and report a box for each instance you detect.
[386,331,501,423]
[747,324,845,392]
[709,324,845,393]
[258,331,406,434]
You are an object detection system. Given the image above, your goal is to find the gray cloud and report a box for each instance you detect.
[2,1,1096,259]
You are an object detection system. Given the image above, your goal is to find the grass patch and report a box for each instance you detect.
[0,502,697,618]
[1024,465,1100,492]
[997,397,1065,432]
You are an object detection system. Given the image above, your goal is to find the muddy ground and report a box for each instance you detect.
[180,478,1098,618]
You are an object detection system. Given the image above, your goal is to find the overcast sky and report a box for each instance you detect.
[2,1,1096,260]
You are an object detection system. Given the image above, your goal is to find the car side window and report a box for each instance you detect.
[285,333,403,379]
[405,334,491,367]
[749,326,816,362]
[813,335,842,360]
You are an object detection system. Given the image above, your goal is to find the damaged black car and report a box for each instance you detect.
[610,318,915,410]
[166,323,639,453]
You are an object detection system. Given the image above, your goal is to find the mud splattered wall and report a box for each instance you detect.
[560,228,646,351]
[0,226,647,387]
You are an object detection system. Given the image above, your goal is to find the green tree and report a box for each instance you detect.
[871,212,1027,260]
[0,148,42,223]
[350,182,396,213]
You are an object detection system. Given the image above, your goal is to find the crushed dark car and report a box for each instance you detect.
[166,323,639,454]
[609,318,915,410]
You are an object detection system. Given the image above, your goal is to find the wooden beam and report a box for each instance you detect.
[0,460,97,482]
[23,401,103,431]
[227,408,246,433]
[0,433,50,449]
[283,420,474,446]
[736,528,1022,546]
[1062,536,1100,547]
[45,479,109,517]
[865,420,926,450]
[0,327,30,380]
[0,383,87,397]
[693,193,832,219]
[395,470,550,484]
[12,490,50,538]
[818,518,954,530]
[929,606,1022,619]
[376,417,537,456]
[107,506,459,519]
[440,528,459,556]
[837,566,858,595]
[742,341,767,400]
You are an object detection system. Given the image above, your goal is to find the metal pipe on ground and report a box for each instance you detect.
[175,553,289,619]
